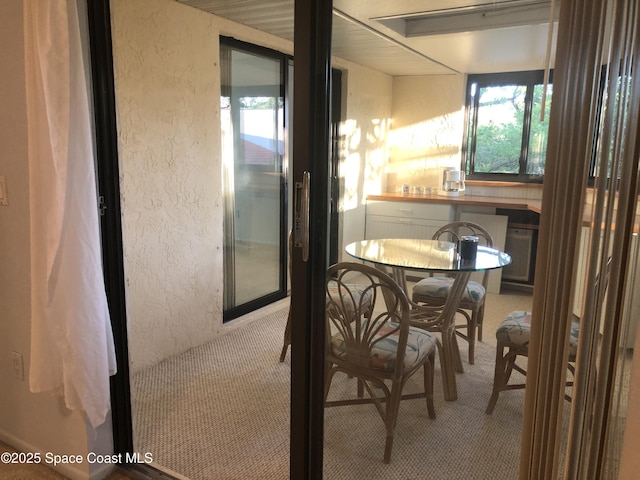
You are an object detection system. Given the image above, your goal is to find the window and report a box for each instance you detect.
[463,70,552,182]
[220,38,290,322]
[591,68,631,185]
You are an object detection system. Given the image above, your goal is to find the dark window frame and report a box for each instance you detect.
[462,70,552,183]
[219,36,290,322]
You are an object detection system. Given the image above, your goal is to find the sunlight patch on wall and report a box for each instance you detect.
[341,117,390,212]
[388,117,462,191]
[364,118,389,197]
[341,119,362,212]
[387,74,465,193]
[342,151,362,212]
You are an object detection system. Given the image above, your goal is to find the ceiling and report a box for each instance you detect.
[176,0,558,76]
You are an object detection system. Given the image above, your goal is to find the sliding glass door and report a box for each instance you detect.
[220,39,289,321]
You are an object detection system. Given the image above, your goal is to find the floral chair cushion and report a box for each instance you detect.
[412,276,486,304]
[330,322,437,372]
[327,281,373,313]
[496,310,580,355]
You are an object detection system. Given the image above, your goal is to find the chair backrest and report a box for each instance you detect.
[432,221,494,284]
[326,262,411,378]
[432,221,494,247]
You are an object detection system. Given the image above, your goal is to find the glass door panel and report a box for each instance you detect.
[221,41,288,321]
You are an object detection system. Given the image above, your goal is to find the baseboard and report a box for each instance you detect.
[0,429,115,480]
[501,281,534,294]
[90,462,117,480]
[131,462,192,480]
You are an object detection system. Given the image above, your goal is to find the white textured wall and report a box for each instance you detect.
[337,66,393,256]
[110,0,398,371]
[111,0,223,373]
[388,75,466,192]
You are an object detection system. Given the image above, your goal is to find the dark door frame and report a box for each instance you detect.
[290,0,333,478]
[87,0,334,478]
[86,0,133,456]
[329,68,343,266]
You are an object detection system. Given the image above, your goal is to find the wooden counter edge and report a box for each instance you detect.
[366,194,640,232]
[367,193,539,212]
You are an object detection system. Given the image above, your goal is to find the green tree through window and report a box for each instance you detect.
[464,70,552,181]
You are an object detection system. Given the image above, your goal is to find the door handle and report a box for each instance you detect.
[294,171,311,262]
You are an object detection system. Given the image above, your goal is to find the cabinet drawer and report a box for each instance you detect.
[366,200,453,221]
[365,215,444,241]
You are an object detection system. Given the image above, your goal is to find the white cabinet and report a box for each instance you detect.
[365,200,454,241]
[364,200,510,293]
[365,201,454,280]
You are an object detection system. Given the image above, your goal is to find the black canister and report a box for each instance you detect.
[458,235,479,261]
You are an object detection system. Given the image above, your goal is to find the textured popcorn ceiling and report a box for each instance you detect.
[178,0,557,75]
[387,75,466,192]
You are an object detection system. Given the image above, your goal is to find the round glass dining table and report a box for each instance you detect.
[345,238,512,401]
[345,238,512,273]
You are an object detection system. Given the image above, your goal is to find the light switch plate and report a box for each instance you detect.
[12,351,24,381]
[0,176,7,205]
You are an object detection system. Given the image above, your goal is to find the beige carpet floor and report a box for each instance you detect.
[4,285,628,479]
[130,288,541,480]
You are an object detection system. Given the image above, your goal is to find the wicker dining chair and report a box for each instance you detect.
[280,233,372,362]
[324,262,439,463]
[378,263,468,393]
[411,221,494,365]
[484,310,579,414]
[279,231,295,362]
[485,258,611,414]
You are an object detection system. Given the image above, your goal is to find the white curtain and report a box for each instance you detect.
[24,0,117,429]
[521,0,640,477]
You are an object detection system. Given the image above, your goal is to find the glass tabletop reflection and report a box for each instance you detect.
[345,238,511,273]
